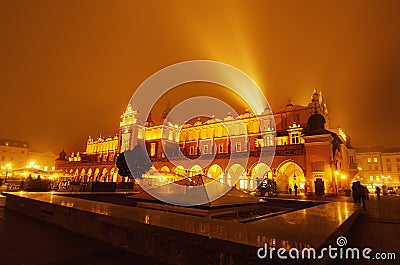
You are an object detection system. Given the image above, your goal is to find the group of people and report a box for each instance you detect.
[351,181,368,209]
[351,181,382,209]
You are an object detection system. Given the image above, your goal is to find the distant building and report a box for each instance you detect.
[57,90,355,195]
[0,138,29,173]
[355,147,400,189]
[27,150,58,172]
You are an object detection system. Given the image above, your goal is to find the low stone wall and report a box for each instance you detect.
[5,193,262,265]
[4,192,360,265]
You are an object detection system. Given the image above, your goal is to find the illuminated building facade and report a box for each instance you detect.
[57,90,355,195]
[0,138,29,175]
[55,134,119,182]
[355,148,400,190]
[0,138,61,180]
[138,90,353,195]
[27,150,58,172]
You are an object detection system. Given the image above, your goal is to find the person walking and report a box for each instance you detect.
[294,183,298,196]
[357,182,366,210]
[376,186,381,200]
[351,182,359,203]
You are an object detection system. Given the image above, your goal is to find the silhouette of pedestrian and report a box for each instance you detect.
[376,186,381,200]
[294,183,298,196]
[289,187,292,195]
[357,182,366,210]
[351,182,360,203]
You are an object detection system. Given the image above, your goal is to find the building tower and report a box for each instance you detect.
[308,89,330,129]
[119,104,145,152]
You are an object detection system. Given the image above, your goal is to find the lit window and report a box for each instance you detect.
[374,157,378,163]
[218,144,224,153]
[367,158,371,163]
[150,143,156,156]
[267,136,274,146]
[291,133,300,144]
[239,175,247,190]
[358,166,363,171]
[203,145,208,154]
[236,142,241,152]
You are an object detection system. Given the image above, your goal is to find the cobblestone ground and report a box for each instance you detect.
[327,195,400,265]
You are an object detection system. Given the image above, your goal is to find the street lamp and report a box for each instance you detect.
[5,163,11,183]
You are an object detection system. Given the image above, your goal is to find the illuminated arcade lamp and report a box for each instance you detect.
[5,163,11,183]
[293,165,297,181]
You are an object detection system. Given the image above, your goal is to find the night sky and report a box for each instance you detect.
[1,0,399,153]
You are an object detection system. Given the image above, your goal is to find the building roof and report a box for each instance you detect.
[0,138,29,148]
[356,147,400,153]
[274,103,308,114]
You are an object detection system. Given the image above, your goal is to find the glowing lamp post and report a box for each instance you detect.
[341,174,349,189]
[5,163,11,183]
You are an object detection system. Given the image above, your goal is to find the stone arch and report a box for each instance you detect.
[110,167,116,181]
[94,168,100,180]
[159,166,170,173]
[80,168,86,177]
[189,165,203,177]
[249,162,271,190]
[87,168,93,177]
[207,164,224,182]
[101,168,108,182]
[173,165,186,177]
[276,160,305,194]
[227,164,246,189]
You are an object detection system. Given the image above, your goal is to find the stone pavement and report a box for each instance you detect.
[277,193,399,264]
[341,195,400,265]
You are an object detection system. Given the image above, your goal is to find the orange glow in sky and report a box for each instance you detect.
[1,0,400,151]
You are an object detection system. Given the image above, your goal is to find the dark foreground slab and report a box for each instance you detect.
[0,207,169,265]
[3,192,360,265]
